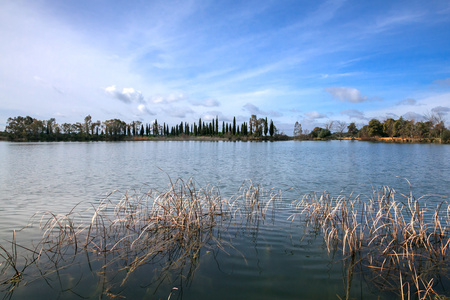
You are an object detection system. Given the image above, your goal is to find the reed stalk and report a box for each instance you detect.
[293,186,449,299]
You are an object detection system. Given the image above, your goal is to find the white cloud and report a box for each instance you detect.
[137,104,155,115]
[105,85,144,104]
[325,87,369,103]
[304,111,327,120]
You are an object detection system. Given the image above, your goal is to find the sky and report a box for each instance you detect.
[1,0,450,134]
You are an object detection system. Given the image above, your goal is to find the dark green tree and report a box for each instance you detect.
[264,117,268,136]
[367,119,383,137]
[318,128,331,138]
[347,122,358,136]
[232,117,236,135]
[216,116,219,134]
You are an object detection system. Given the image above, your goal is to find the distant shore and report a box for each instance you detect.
[1,132,448,144]
[131,134,291,142]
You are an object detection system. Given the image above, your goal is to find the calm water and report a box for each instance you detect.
[0,140,449,299]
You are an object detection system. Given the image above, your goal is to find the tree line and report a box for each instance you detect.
[293,113,450,143]
[3,114,279,141]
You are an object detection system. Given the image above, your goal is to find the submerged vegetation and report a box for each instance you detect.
[1,179,449,299]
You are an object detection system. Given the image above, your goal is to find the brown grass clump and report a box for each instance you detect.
[292,186,450,300]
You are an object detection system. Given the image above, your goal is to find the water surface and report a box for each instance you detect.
[0,140,448,299]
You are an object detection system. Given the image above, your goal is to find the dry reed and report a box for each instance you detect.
[0,178,275,298]
[292,186,450,300]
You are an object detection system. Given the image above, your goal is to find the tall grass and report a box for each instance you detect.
[0,179,275,298]
[292,186,450,299]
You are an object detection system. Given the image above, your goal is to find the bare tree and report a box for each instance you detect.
[293,121,302,137]
[325,120,335,131]
[336,121,347,139]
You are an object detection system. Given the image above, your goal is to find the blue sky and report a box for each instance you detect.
[1,0,449,134]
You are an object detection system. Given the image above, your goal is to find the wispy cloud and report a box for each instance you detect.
[319,72,360,79]
[340,109,367,120]
[396,98,419,106]
[402,112,424,121]
[431,106,450,116]
[161,106,194,118]
[191,98,220,107]
[150,93,187,104]
[433,78,450,88]
[370,11,425,33]
[243,103,265,115]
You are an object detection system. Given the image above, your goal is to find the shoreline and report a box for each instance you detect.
[1,133,448,144]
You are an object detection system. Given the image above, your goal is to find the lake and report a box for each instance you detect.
[0,140,449,299]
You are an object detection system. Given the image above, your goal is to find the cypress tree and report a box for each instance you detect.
[232,117,236,135]
[222,121,225,135]
[269,120,274,137]
[216,116,219,135]
[264,117,268,136]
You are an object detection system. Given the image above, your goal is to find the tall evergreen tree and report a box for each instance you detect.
[269,120,274,137]
[264,117,268,136]
[232,117,236,135]
[216,116,219,135]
